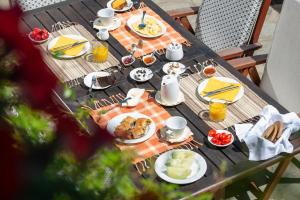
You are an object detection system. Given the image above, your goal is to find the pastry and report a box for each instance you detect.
[111,0,127,10]
[114,116,152,139]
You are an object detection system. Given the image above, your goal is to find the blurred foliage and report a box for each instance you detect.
[5,104,55,146]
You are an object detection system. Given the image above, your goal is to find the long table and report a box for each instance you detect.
[22,0,300,199]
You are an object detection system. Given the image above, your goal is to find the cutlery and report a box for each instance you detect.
[139,11,146,29]
[51,40,88,52]
[89,75,96,93]
[120,97,132,104]
[203,85,240,97]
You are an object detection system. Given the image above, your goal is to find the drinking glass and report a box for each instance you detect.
[92,41,108,63]
[209,100,227,122]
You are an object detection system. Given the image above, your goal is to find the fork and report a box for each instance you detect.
[89,75,96,93]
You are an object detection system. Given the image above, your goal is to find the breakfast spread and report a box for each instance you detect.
[111,0,127,10]
[262,121,284,143]
[114,116,151,139]
[165,151,194,179]
[132,17,162,37]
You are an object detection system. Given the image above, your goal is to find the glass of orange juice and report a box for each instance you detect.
[92,41,108,63]
[209,100,227,122]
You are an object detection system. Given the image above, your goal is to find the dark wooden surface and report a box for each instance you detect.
[22,0,300,197]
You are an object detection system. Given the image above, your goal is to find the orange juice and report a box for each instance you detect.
[93,42,108,62]
[209,100,227,122]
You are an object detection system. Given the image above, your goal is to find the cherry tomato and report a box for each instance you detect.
[208,129,217,137]
[211,138,219,144]
[41,33,48,40]
[35,34,42,41]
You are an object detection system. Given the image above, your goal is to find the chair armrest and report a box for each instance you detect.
[217,43,263,60]
[227,54,267,70]
[167,6,199,18]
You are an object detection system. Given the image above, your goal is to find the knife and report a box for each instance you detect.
[203,85,240,97]
[51,40,88,52]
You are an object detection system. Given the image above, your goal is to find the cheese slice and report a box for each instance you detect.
[50,36,86,56]
[201,77,241,102]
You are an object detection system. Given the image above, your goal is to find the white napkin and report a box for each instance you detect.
[121,88,145,107]
[234,105,300,161]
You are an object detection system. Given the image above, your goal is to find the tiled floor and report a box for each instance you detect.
[153,1,300,200]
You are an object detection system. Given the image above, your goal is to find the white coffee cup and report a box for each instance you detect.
[97,8,115,27]
[165,116,187,139]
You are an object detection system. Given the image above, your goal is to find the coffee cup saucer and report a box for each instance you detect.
[155,90,185,107]
[159,126,193,143]
[93,17,121,31]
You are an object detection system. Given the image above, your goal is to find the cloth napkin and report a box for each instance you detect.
[201,77,241,102]
[50,36,86,56]
[235,105,300,161]
[121,88,145,107]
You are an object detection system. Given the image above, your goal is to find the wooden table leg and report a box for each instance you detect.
[261,156,293,200]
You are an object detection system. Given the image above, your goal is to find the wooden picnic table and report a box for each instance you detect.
[22,0,300,199]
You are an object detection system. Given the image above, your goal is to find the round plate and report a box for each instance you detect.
[155,91,185,106]
[84,71,112,90]
[155,149,207,184]
[47,34,91,59]
[160,126,192,143]
[127,15,166,38]
[93,17,121,31]
[106,112,156,144]
[208,130,234,147]
[107,0,133,12]
[130,67,153,82]
[162,62,186,76]
[197,77,244,103]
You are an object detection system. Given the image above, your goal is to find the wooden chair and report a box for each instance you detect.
[10,0,66,11]
[167,0,271,85]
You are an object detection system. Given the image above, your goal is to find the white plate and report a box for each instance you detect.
[162,62,186,76]
[130,67,153,82]
[107,0,133,12]
[155,149,207,184]
[160,126,193,143]
[155,90,185,106]
[84,71,112,90]
[208,130,234,147]
[47,34,91,59]
[197,77,244,103]
[93,17,121,31]
[127,15,166,38]
[106,112,156,144]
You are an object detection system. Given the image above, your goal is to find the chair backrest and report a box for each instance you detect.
[14,0,66,11]
[195,0,266,51]
[260,0,300,113]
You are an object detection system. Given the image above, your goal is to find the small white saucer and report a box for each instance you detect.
[155,91,185,106]
[160,126,193,143]
[93,17,121,31]
[130,67,153,82]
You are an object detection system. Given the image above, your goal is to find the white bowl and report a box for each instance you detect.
[28,32,49,44]
[142,55,157,66]
[121,55,135,66]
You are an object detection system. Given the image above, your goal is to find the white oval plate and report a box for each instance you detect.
[107,112,156,144]
[197,77,244,103]
[107,0,133,12]
[162,62,186,76]
[47,34,91,59]
[155,90,185,106]
[84,71,112,90]
[93,17,121,31]
[130,67,153,82]
[208,130,234,147]
[155,149,207,184]
[160,126,192,143]
[127,15,166,38]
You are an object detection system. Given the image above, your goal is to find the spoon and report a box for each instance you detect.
[89,75,96,93]
[139,11,146,29]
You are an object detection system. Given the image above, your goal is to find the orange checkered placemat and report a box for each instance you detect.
[90,92,201,173]
[110,5,191,58]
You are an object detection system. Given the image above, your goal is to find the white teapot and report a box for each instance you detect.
[165,41,183,61]
[160,75,180,104]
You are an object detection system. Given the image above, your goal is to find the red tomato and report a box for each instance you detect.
[42,28,47,33]
[222,138,231,145]
[35,34,42,41]
[211,138,219,144]
[208,129,217,137]
[41,33,48,40]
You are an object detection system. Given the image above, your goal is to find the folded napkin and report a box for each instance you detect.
[235,105,300,161]
[50,36,85,56]
[201,77,241,102]
[121,88,145,107]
